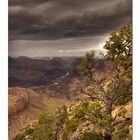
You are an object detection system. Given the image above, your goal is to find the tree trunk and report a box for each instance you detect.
[54,128,59,140]
[104,134,112,140]
[105,102,113,140]
[106,100,113,115]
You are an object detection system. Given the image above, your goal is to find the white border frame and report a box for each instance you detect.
[0,0,139,140]
[133,0,140,140]
[0,0,8,139]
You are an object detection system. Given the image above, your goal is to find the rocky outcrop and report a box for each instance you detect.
[9,88,29,117]
[8,87,45,117]
[8,87,45,139]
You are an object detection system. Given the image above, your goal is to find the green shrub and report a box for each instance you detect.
[117,94,132,105]
[82,132,103,140]
[13,134,25,140]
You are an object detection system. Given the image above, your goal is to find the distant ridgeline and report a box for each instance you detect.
[8,56,107,87]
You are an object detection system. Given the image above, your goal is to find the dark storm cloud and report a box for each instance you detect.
[9,0,49,6]
[9,0,132,40]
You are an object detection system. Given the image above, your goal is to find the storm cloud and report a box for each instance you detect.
[9,0,132,57]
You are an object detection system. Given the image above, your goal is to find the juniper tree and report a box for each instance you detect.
[78,25,132,140]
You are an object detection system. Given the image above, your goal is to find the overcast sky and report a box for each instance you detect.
[9,0,132,57]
